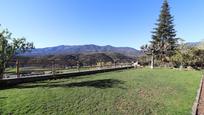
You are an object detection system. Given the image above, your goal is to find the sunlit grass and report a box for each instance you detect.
[0,68,202,115]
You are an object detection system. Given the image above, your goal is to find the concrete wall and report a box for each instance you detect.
[0,66,133,88]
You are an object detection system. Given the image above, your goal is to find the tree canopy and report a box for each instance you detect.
[0,25,34,79]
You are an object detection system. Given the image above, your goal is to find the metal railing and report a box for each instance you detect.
[4,59,133,79]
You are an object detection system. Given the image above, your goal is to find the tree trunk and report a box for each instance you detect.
[150,55,154,69]
[0,67,4,79]
[179,64,183,71]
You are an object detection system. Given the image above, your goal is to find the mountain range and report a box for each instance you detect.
[22,44,143,57]
[18,42,202,67]
[21,42,201,58]
[185,42,200,47]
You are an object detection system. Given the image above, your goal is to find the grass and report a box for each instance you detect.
[0,68,202,115]
[5,68,16,73]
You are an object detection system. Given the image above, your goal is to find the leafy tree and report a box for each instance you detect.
[171,39,190,69]
[171,42,201,69]
[141,44,158,69]
[0,26,34,79]
[142,0,178,68]
[137,55,151,67]
[193,49,204,69]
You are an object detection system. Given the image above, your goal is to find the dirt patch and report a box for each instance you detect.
[115,97,135,114]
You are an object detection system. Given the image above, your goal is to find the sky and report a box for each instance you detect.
[0,0,204,49]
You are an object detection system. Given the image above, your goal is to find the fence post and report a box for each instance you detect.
[52,60,56,76]
[77,61,80,72]
[100,61,102,69]
[16,59,20,78]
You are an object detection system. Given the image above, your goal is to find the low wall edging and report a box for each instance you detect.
[0,66,133,88]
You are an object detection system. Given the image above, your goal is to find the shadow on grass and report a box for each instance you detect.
[16,79,125,89]
[0,97,8,100]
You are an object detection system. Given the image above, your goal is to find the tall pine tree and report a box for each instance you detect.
[150,0,178,67]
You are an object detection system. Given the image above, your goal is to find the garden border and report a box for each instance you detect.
[192,75,203,115]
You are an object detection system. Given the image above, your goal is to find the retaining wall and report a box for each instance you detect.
[0,66,133,88]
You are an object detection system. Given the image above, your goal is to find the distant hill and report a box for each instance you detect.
[185,42,200,47]
[17,52,134,67]
[22,44,142,57]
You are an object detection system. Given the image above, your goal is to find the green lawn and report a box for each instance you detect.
[0,68,202,115]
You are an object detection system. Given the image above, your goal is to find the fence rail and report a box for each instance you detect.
[4,58,133,79]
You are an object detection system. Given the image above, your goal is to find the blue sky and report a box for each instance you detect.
[0,0,204,49]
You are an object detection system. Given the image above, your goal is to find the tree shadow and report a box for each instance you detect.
[65,79,124,89]
[0,97,8,100]
[16,79,125,89]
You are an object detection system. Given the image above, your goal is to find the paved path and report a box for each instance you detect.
[197,78,204,115]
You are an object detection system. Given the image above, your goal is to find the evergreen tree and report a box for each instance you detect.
[151,0,178,66]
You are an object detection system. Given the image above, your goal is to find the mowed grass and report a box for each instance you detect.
[0,68,202,115]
